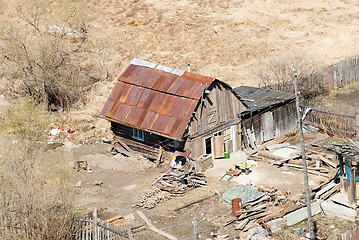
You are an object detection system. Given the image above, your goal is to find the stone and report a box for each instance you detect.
[321,200,357,221]
[284,200,322,226]
[266,218,283,233]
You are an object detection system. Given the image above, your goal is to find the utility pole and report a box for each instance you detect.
[293,70,315,240]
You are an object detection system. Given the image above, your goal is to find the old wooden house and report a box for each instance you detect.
[100,58,246,160]
[234,86,297,148]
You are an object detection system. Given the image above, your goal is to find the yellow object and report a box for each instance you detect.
[173,156,176,160]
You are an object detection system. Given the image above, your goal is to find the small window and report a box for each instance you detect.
[133,128,144,141]
[213,127,231,142]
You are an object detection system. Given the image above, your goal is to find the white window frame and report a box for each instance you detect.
[132,128,144,141]
[213,127,232,142]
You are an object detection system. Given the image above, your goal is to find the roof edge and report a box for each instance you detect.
[99,115,184,141]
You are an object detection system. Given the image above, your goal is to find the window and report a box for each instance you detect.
[133,128,144,141]
[213,127,231,142]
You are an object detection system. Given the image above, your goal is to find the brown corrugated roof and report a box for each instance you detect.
[101,58,215,140]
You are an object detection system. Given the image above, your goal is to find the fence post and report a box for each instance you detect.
[356,111,359,136]
[93,208,98,240]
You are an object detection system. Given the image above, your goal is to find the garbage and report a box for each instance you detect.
[292,227,305,235]
[75,181,81,188]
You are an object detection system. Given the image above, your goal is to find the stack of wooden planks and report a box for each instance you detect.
[153,168,207,196]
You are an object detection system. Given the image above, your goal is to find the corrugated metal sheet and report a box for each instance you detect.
[234,86,295,111]
[101,59,215,140]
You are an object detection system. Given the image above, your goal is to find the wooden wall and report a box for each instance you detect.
[111,122,183,159]
[241,101,297,147]
[187,82,245,158]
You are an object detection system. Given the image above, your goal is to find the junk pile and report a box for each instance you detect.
[223,185,327,238]
[134,162,207,209]
[247,142,338,178]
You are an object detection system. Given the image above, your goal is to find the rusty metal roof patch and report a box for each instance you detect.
[101,59,216,140]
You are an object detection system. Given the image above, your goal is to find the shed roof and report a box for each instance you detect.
[234,86,295,112]
[100,58,215,140]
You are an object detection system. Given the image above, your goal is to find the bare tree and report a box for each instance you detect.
[253,52,322,96]
[0,0,109,110]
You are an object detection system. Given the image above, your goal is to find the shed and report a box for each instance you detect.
[100,58,246,160]
[234,86,297,148]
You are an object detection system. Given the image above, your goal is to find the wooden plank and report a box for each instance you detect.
[105,214,124,223]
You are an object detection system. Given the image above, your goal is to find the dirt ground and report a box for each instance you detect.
[50,131,352,240]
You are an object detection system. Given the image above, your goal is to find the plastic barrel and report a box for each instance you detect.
[224,152,230,159]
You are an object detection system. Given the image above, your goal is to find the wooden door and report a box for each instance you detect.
[263,111,275,142]
[213,135,225,158]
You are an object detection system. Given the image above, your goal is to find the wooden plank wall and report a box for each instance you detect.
[111,122,178,159]
[187,82,244,158]
[189,82,244,137]
[241,102,297,147]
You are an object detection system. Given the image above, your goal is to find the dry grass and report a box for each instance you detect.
[2,0,359,129]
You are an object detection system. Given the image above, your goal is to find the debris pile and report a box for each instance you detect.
[133,188,172,209]
[153,169,207,196]
[247,142,338,178]
[224,186,291,232]
[135,162,207,209]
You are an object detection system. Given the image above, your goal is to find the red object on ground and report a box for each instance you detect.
[226,170,241,176]
[58,127,64,131]
[68,129,75,134]
[232,198,243,216]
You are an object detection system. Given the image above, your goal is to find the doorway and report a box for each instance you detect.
[205,137,212,154]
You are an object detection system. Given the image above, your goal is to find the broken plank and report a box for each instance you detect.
[234,218,250,230]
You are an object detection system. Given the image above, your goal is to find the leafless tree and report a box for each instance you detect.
[0,0,109,110]
[253,52,322,96]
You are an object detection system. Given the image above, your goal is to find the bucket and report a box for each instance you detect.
[224,152,230,159]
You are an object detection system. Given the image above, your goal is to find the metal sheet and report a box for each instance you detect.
[101,61,216,139]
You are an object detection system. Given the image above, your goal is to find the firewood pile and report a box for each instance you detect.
[153,169,207,196]
[133,187,172,209]
[134,162,207,209]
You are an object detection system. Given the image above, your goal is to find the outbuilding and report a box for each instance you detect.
[100,58,246,160]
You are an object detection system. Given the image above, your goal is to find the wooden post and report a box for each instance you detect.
[356,110,359,136]
[350,165,357,206]
[93,208,98,240]
[293,70,315,240]
[192,217,199,240]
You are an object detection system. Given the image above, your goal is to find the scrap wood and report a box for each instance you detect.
[310,179,332,192]
[137,211,177,240]
[246,138,286,155]
[320,184,340,200]
[248,211,272,221]
[235,203,268,214]
[234,218,250,230]
[105,214,125,223]
[131,225,146,233]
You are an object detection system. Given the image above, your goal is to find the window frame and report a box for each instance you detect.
[132,128,144,141]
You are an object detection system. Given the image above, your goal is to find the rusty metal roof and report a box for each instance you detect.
[101,58,215,140]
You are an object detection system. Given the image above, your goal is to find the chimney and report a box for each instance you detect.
[187,64,190,72]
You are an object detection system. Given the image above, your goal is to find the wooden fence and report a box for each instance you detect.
[73,215,132,240]
[262,56,359,93]
[300,102,359,137]
[337,229,358,240]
